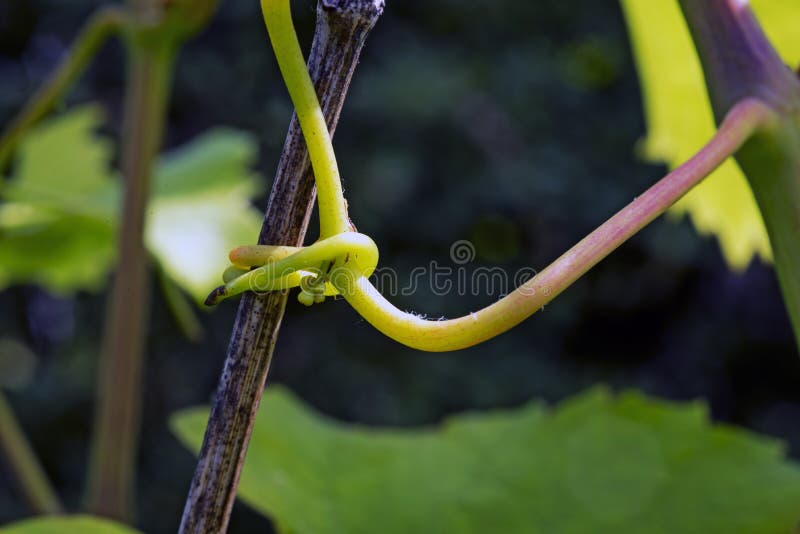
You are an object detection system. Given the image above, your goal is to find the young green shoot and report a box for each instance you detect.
[207,0,778,352]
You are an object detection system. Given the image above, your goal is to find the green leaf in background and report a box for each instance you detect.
[620,0,800,270]
[0,107,117,293]
[2,107,117,220]
[147,128,263,303]
[0,210,116,294]
[0,516,141,534]
[172,386,800,533]
[0,106,263,303]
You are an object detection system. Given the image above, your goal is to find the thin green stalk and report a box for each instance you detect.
[157,265,204,343]
[738,119,800,348]
[0,6,129,171]
[679,0,800,348]
[209,0,774,352]
[0,391,63,515]
[0,0,219,522]
[212,93,774,350]
[81,0,219,520]
[85,36,176,521]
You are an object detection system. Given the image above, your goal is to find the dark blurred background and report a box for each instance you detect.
[1,0,798,532]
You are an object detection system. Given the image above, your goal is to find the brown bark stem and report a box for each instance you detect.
[178,1,383,532]
[85,36,176,521]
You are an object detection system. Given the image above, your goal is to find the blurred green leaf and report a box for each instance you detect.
[172,386,800,533]
[0,516,141,534]
[0,107,117,294]
[0,209,116,294]
[0,107,262,303]
[620,0,800,270]
[147,128,263,304]
[2,106,118,220]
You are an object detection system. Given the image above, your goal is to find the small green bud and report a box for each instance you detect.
[298,290,315,307]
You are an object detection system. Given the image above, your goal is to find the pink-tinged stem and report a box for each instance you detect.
[505,99,776,329]
[345,98,776,351]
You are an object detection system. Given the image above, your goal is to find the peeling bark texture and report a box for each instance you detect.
[178,1,383,533]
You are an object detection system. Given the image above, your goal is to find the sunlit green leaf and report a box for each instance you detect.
[0,516,141,534]
[147,129,263,304]
[0,209,116,294]
[2,106,118,220]
[0,107,263,303]
[0,107,117,294]
[172,386,800,533]
[620,0,800,270]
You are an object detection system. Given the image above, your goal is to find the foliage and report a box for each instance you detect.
[0,107,117,293]
[0,516,140,534]
[619,0,800,270]
[147,128,263,302]
[172,386,800,533]
[0,106,263,303]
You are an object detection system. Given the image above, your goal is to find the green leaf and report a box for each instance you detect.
[172,386,800,533]
[0,516,141,534]
[0,208,116,295]
[0,107,263,303]
[619,0,800,270]
[2,106,118,220]
[0,107,117,294]
[147,128,263,304]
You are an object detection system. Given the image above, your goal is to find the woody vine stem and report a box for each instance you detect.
[179,1,384,531]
